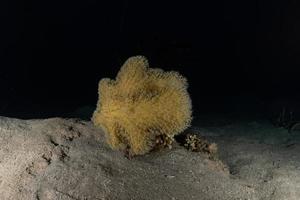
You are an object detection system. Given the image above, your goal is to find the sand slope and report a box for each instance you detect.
[0,116,299,199]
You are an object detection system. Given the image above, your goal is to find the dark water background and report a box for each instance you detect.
[0,0,300,119]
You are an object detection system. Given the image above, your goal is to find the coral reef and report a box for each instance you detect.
[92,56,192,155]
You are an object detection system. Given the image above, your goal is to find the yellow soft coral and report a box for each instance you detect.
[92,56,192,155]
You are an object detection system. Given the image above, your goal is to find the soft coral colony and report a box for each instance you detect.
[92,56,192,156]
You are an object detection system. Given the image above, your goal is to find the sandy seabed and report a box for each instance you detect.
[0,114,300,200]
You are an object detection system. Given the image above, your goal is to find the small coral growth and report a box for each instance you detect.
[153,134,174,150]
[175,132,218,159]
[184,133,218,154]
[92,56,192,156]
